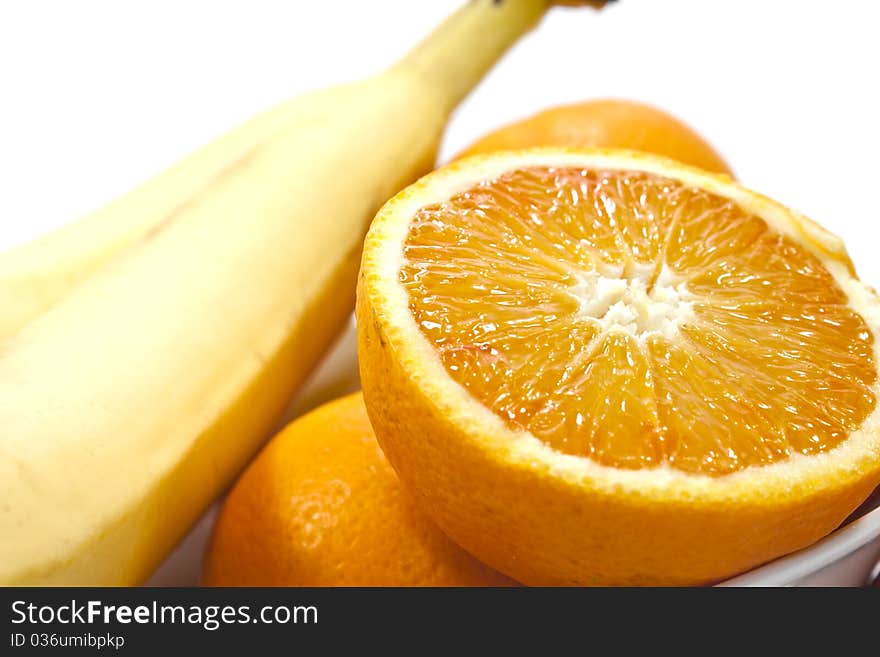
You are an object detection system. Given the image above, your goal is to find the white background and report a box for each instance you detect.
[1,0,879,284]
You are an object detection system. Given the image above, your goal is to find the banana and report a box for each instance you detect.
[0,0,554,584]
[1,0,592,340]
[0,97,321,338]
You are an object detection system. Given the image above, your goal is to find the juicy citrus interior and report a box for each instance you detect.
[400,166,876,475]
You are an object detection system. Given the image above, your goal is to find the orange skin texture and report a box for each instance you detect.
[202,392,515,587]
[456,99,733,177]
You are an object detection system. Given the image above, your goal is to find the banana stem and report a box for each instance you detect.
[394,0,549,113]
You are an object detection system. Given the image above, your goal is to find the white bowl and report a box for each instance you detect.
[149,318,880,587]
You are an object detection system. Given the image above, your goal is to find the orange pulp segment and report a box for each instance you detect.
[400,167,876,475]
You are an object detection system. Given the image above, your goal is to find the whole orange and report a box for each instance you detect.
[456,99,733,176]
[202,392,515,586]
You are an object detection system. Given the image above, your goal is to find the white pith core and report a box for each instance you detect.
[570,263,695,341]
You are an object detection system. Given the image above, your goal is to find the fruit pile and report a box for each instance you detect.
[2,0,879,586]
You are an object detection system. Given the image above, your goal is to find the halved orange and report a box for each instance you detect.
[357,149,880,585]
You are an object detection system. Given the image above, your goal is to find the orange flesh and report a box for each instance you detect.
[400,167,877,475]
